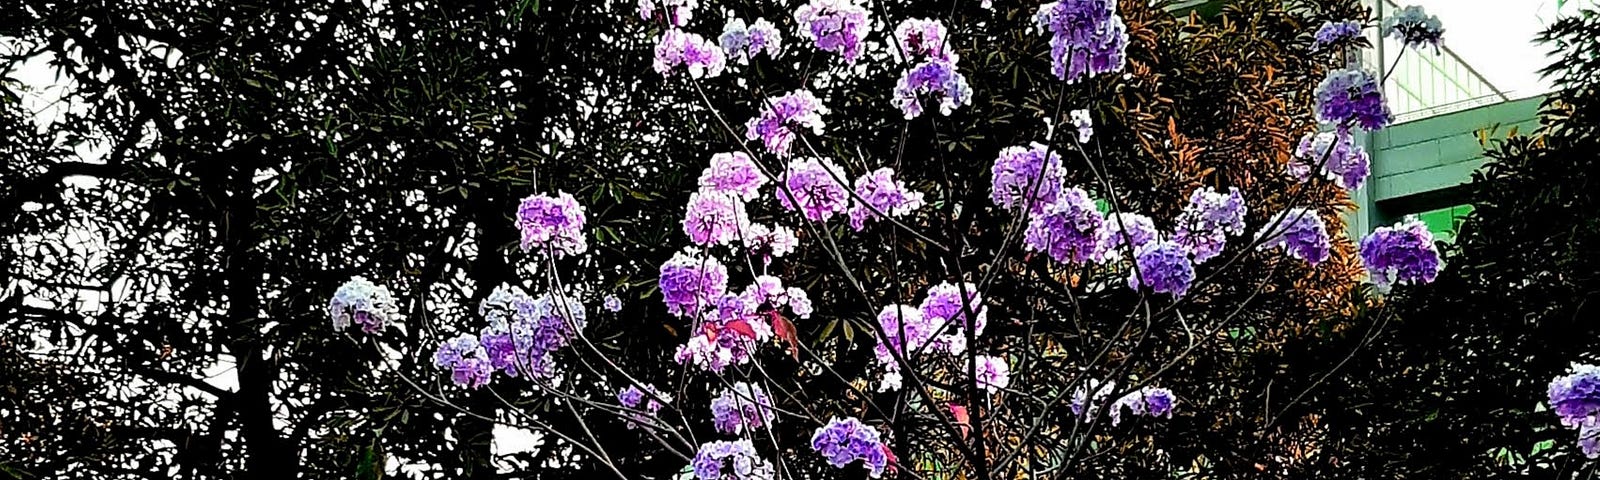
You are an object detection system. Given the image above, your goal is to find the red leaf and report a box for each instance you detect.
[948,403,970,439]
[724,319,757,339]
[702,322,719,343]
[880,444,899,477]
[771,311,800,361]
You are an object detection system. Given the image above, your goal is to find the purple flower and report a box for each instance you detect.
[655,29,727,79]
[691,439,775,480]
[1359,215,1443,288]
[638,0,697,27]
[711,382,777,435]
[1255,208,1332,266]
[699,152,768,201]
[1070,108,1093,142]
[683,190,751,246]
[659,247,729,318]
[990,142,1066,214]
[1095,212,1160,262]
[1382,5,1444,51]
[919,281,987,354]
[328,276,400,334]
[893,18,954,62]
[1173,186,1248,264]
[892,58,972,119]
[1130,240,1196,297]
[738,275,813,319]
[1316,69,1392,131]
[848,167,926,231]
[516,191,588,258]
[779,157,851,222]
[1070,379,1117,418]
[1034,0,1127,83]
[617,385,645,408]
[742,223,799,262]
[746,89,828,157]
[1109,386,1177,425]
[794,0,871,64]
[1292,129,1371,190]
[434,334,494,389]
[1314,20,1364,50]
[1551,364,1600,428]
[603,294,622,312]
[975,355,1011,393]
[873,304,932,366]
[810,417,888,478]
[472,286,585,380]
[1024,187,1105,264]
[721,18,783,63]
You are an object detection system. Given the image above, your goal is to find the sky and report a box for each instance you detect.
[1403,0,1583,97]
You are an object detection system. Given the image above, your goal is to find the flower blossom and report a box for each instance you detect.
[746,89,828,157]
[1359,215,1443,288]
[794,0,871,64]
[1024,187,1104,264]
[1070,379,1117,419]
[476,289,586,380]
[1256,208,1332,266]
[919,281,987,354]
[1034,0,1128,83]
[1382,5,1444,51]
[683,190,751,246]
[848,167,926,231]
[711,382,777,435]
[328,276,400,334]
[1070,108,1093,142]
[720,18,783,63]
[893,18,954,61]
[1108,386,1176,425]
[1172,186,1248,264]
[1095,212,1159,262]
[638,0,697,27]
[1551,363,1600,458]
[691,439,775,480]
[699,152,768,201]
[433,334,494,389]
[975,355,1011,393]
[892,58,972,119]
[1130,240,1196,297]
[1316,69,1392,131]
[738,275,814,319]
[742,223,799,262]
[811,417,889,478]
[1292,129,1371,190]
[659,247,730,318]
[655,29,727,79]
[516,191,588,258]
[779,157,851,222]
[603,294,622,312]
[618,383,670,428]
[990,142,1066,214]
[1314,20,1364,50]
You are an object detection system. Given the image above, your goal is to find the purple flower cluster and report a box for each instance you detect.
[1024,186,1104,264]
[1292,129,1371,190]
[618,383,670,428]
[516,191,588,258]
[1172,186,1248,264]
[683,191,751,246]
[794,0,871,64]
[1359,215,1443,288]
[699,152,768,201]
[873,282,989,390]
[990,142,1066,214]
[1034,0,1128,83]
[810,417,889,478]
[779,157,851,221]
[603,294,622,312]
[655,29,726,79]
[1382,5,1444,51]
[1130,240,1196,297]
[742,223,799,262]
[638,0,697,27]
[848,167,926,231]
[1070,379,1117,418]
[710,382,777,435]
[1315,69,1392,131]
[893,59,972,119]
[1107,386,1177,425]
[1550,363,1600,458]
[691,439,775,480]
[974,355,1011,393]
[746,89,828,157]
[328,276,400,334]
[720,18,782,63]
[738,275,814,319]
[476,288,588,380]
[1070,108,1094,143]
[1314,20,1364,50]
[893,18,954,61]
[1255,208,1332,266]
[433,334,494,389]
[1095,212,1159,262]
[659,247,730,318]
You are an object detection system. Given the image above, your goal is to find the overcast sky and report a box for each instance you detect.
[1405,0,1581,96]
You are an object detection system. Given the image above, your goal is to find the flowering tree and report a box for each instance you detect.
[322,1,1450,478]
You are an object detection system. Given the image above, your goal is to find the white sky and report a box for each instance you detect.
[1404,0,1582,96]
